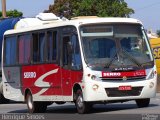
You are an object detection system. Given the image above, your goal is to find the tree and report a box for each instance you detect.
[0,9,23,18]
[45,0,134,19]
[157,30,160,37]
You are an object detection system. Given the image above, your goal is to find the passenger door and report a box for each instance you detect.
[61,26,83,98]
[61,35,72,96]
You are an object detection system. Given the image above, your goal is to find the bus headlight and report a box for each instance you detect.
[149,82,154,88]
[147,70,156,80]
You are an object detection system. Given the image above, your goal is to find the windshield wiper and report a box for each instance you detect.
[104,51,118,68]
[104,48,143,68]
[140,61,154,67]
[122,48,142,67]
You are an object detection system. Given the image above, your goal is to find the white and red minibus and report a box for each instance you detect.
[2,13,157,114]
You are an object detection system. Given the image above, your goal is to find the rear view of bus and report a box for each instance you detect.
[77,18,157,113]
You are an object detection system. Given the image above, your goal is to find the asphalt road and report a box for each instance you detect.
[0,94,160,120]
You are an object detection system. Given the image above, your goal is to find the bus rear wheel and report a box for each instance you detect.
[75,89,92,114]
[26,92,47,113]
[136,98,150,108]
[0,93,9,104]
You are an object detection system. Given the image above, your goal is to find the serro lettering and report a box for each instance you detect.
[24,72,36,78]
[103,72,121,77]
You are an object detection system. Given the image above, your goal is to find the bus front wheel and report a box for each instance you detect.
[75,89,92,114]
[135,98,150,108]
[26,92,47,113]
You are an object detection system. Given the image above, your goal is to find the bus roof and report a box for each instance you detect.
[4,16,142,36]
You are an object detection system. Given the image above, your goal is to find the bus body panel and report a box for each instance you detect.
[21,64,82,101]
[0,18,21,102]
[3,66,23,101]
[83,78,157,101]
[22,64,62,96]
[82,66,157,102]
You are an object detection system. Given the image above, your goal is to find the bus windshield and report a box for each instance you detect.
[80,24,154,70]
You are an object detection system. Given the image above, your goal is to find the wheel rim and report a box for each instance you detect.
[27,94,33,110]
[77,95,83,108]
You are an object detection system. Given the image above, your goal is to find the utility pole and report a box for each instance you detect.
[1,0,7,18]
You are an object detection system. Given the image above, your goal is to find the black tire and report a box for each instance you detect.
[75,89,92,114]
[136,98,150,108]
[55,102,66,105]
[26,92,47,113]
[46,102,53,106]
[0,93,4,104]
[0,93,9,104]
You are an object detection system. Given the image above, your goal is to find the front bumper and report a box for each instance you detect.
[82,78,157,102]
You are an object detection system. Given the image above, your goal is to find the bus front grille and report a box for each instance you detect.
[101,76,146,81]
[105,87,143,97]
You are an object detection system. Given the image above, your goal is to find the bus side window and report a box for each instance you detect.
[18,34,31,64]
[5,36,17,65]
[33,33,39,62]
[39,33,45,62]
[71,35,82,70]
[47,31,53,61]
[53,31,57,60]
[63,36,71,66]
[47,31,57,62]
[5,38,11,65]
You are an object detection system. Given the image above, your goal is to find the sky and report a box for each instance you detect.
[125,0,160,32]
[0,0,54,17]
[0,0,160,32]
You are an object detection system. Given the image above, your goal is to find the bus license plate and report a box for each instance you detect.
[118,86,132,91]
